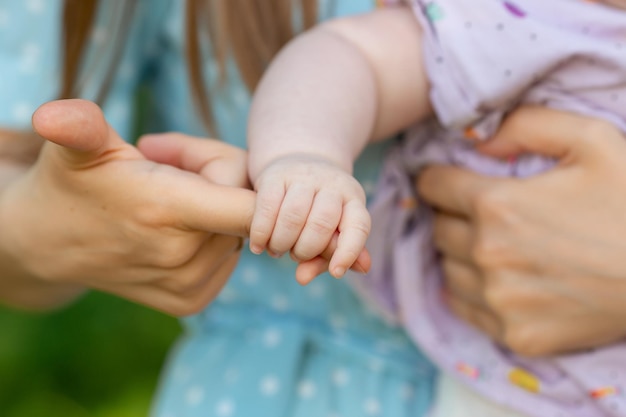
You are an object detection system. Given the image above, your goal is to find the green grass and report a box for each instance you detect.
[0,292,180,417]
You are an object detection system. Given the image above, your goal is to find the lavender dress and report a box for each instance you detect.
[355,1,626,416]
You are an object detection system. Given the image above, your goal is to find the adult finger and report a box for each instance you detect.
[295,256,330,285]
[444,290,504,344]
[295,232,371,285]
[478,106,623,160]
[441,258,486,307]
[417,165,501,217]
[164,173,256,237]
[155,234,242,295]
[432,213,474,263]
[97,252,240,317]
[33,99,142,167]
[137,133,249,188]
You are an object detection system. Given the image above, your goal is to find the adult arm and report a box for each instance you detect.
[418,107,626,356]
[0,99,255,315]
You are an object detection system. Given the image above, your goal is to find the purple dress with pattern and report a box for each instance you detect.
[353,1,626,416]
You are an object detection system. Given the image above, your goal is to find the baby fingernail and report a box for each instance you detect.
[250,244,263,254]
[333,266,346,278]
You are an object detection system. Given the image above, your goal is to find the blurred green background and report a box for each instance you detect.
[0,292,180,417]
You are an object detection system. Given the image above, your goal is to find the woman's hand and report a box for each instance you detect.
[0,99,255,316]
[418,107,626,356]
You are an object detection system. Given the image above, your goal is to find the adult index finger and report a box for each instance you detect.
[417,165,502,217]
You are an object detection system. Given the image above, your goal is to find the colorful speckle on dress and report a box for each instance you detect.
[425,2,445,21]
[509,368,540,393]
[456,362,480,380]
[590,386,620,399]
[503,1,527,17]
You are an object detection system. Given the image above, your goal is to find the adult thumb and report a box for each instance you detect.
[477,106,614,161]
[32,99,138,168]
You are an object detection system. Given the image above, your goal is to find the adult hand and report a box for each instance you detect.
[418,107,626,356]
[0,99,255,316]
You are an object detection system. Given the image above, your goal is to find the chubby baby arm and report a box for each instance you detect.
[250,153,370,283]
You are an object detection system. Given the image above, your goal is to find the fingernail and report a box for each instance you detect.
[332,266,346,278]
[250,244,263,255]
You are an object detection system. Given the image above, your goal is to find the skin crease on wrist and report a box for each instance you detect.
[418,106,626,356]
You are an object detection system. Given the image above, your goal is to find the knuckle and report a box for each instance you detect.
[255,200,279,220]
[292,245,318,262]
[152,239,197,269]
[344,214,371,236]
[164,271,203,295]
[503,324,547,357]
[471,187,512,222]
[168,298,206,317]
[580,118,617,145]
[470,236,506,268]
[307,214,337,236]
[483,283,514,313]
[279,210,307,230]
[132,200,173,227]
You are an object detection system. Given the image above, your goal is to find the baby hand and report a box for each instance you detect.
[250,154,371,282]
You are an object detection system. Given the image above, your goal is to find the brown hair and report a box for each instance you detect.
[61,0,318,134]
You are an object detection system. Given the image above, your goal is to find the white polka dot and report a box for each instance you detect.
[12,102,33,124]
[368,359,384,373]
[374,340,391,354]
[173,366,192,382]
[363,398,381,416]
[0,9,9,28]
[332,368,350,387]
[215,398,235,417]
[224,368,239,384]
[271,294,289,311]
[119,63,135,80]
[241,266,259,285]
[307,281,325,298]
[26,0,45,14]
[330,314,347,330]
[19,44,40,74]
[245,328,256,341]
[105,101,130,124]
[91,26,108,44]
[232,88,248,106]
[185,386,205,406]
[401,384,414,401]
[298,380,317,399]
[263,328,282,348]
[220,287,237,303]
[260,375,280,396]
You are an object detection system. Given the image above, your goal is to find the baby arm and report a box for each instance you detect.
[247,6,432,282]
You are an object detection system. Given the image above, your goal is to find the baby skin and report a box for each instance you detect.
[249,152,370,284]
[247,7,430,285]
